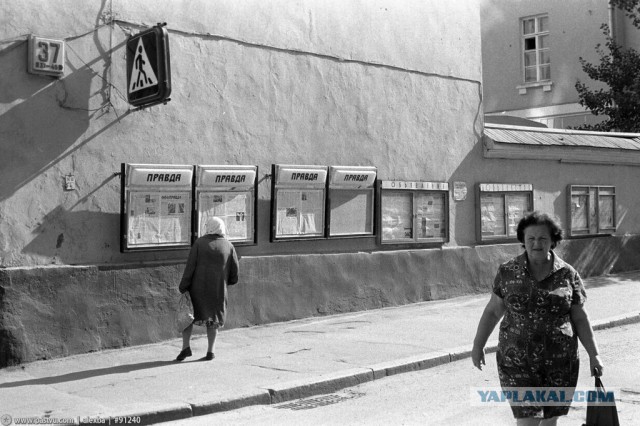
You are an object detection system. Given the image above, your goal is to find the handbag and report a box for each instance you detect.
[583,377,620,426]
[176,293,194,333]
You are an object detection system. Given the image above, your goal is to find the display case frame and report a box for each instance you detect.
[195,165,258,246]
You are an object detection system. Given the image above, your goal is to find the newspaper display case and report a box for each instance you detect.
[380,180,449,244]
[121,163,194,251]
[567,185,616,237]
[271,164,328,241]
[195,165,258,245]
[327,166,377,237]
[476,183,533,242]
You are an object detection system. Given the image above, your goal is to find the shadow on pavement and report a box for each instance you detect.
[0,360,178,388]
[584,273,640,289]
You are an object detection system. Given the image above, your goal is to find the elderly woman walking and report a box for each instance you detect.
[472,211,603,425]
[176,217,239,361]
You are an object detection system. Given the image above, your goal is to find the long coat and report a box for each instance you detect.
[179,235,239,326]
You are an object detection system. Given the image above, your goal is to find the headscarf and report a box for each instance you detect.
[204,217,227,237]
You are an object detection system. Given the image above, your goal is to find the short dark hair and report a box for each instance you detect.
[516,211,564,249]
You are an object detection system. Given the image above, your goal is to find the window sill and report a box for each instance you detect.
[517,81,553,95]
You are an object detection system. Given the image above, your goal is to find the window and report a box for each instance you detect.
[476,183,533,242]
[568,185,616,236]
[327,166,377,237]
[522,15,550,83]
[380,181,449,244]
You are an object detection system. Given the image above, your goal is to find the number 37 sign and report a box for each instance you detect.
[28,35,65,77]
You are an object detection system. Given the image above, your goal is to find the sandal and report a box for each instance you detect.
[205,352,215,361]
[176,347,192,361]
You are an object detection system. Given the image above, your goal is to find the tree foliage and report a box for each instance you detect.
[574,1,640,131]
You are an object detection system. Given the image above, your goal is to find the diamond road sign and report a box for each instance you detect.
[126,24,171,107]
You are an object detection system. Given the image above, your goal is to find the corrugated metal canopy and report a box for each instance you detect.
[484,124,640,151]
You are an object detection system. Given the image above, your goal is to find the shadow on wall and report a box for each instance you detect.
[22,205,120,265]
[449,141,486,246]
[558,234,640,278]
[0,15,126,203]
[0,41,93,202]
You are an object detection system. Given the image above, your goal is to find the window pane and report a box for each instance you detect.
[416,192,446,239]
[481,194,506,236]
[539,34,549,49]
[524,52,537,66]
[571,194,589,230]
[381,192,413,240]
[589,188,598,234]
[538,16,549,32]
[540,50,550,64]
[506,194,530,236]
[598,195,615,229]
[276,189,324,237]
[525,67,537,82]
[524,37,536,50]
[599,187,614,196]
[329,189,373,236]
[523,19,535,35]
[199,192,252,241]
[540,64,551,80]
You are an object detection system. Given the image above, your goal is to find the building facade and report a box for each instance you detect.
[481,0,639,128]
[1,1,639,367]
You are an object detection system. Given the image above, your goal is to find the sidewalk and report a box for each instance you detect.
[1,271,639,425]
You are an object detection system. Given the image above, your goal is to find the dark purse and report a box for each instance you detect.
[584,377,620,426]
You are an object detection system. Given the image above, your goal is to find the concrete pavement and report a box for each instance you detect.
[1,271,639,425]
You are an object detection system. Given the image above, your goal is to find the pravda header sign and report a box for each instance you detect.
[126,24,171,107]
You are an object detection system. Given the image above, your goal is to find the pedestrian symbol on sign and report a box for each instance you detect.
[129,38,158,94]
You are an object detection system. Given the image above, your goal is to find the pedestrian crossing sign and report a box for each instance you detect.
[126,24,171,107]
[129,38,157,93]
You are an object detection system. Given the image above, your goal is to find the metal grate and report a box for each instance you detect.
[274,390,365,410]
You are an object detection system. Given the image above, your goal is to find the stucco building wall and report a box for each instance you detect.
[1,0,482,267]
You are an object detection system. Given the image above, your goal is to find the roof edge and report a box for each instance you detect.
[483,136,640,166]
[484,123,640,139]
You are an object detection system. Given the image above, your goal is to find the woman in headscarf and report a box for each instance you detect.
[176,217,239,361]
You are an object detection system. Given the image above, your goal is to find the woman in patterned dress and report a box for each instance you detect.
[471,212,603,425]
[176,217,239,361]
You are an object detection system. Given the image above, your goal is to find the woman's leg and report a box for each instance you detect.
[182,324,193,350]
[206,327,218,353]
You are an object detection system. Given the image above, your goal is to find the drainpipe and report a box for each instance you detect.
[608,0,616,42]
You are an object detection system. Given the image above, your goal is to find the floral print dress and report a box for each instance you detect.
[492,251,587,419]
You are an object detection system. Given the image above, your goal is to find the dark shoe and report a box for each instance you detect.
[176,347,192,361]
[205,351,215,361]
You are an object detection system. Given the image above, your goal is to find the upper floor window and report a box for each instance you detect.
[522,15,550,83]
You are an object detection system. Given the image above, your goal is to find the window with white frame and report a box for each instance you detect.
[522,15,550,83]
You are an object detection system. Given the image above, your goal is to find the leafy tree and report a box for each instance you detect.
[574,0,640,131]
[610,0,640,27]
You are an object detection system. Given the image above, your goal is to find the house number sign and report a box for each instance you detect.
[28,35,66,77]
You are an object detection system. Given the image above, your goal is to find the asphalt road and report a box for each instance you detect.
[157,322,640,425]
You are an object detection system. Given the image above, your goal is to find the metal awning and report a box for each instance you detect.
[483,123,640,165]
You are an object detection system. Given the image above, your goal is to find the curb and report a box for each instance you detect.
[80,312,640,425]
[265,368,374,404]
[592,313,640,331]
